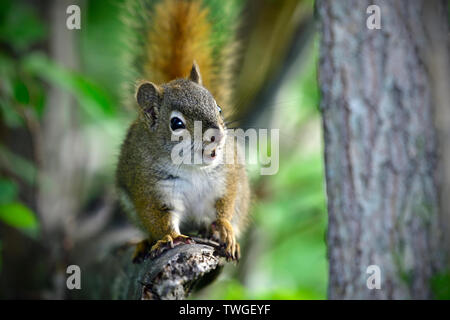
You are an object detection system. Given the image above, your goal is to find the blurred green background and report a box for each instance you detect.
[0,0,327,299]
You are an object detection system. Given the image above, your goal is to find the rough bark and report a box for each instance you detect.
[317,0,449,299]
[75,239,226,300]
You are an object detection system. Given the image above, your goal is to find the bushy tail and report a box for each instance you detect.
[121,0,241,111]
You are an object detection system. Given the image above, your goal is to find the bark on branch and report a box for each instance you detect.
[77,238,226,300]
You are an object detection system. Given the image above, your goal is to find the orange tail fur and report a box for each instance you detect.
[140,0,236,109]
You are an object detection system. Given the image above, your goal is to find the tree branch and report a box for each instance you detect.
[78,239,227,300]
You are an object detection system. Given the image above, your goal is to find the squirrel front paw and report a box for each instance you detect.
[211,218,240,261]
[149,233,194,259]
[132,234,194,263]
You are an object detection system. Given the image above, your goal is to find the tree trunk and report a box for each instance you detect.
[317,0,449,299]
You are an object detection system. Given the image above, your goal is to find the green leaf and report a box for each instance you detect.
[23,53,115,119]
[0,202,38,230]
[13,78,30,105]
[0,179,18,204]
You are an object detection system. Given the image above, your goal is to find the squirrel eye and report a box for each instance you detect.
[217,105,222,114]
[170,117,185,131]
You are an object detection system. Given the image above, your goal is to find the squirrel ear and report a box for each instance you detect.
[136,81,161,108]
[188,61,202,85]
[136,81,162,128]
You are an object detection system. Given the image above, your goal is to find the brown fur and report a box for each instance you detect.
[117,78,250,261]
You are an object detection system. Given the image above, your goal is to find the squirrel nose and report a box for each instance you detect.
[206,128,223,144]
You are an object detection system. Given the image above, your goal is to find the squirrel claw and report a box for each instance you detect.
[223,242,240,262]
[211,219,240,262]
[149,234,194,259]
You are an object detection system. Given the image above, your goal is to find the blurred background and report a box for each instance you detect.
[0,0,326,299]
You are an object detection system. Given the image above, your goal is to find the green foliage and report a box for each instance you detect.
[199,278,323,300]
[23,53,116,120]
[249,153,327,299]
[0,145,37,186]
[0,203,38,231]
[0,0,47,126]
[80,0,127,103]
[0,0,117,131]
[431,270,450,300]
[0,0,46,53]
[0,1,44,131]
[0,1,48,271]
[0,179,18,204]
[252,43,326,299]
[0,53,44,128]
[0,177,39,238]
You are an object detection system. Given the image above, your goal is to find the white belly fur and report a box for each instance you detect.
[157,166,226,234]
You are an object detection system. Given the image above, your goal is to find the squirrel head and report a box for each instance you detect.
[135,62,226,166]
